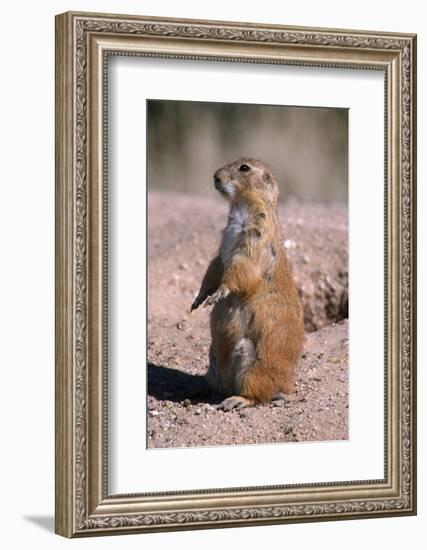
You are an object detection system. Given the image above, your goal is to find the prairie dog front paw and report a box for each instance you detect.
[203,285,230,307]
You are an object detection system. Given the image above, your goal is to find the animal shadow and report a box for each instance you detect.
[147,362,222,405]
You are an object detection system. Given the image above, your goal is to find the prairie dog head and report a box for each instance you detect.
[213,158,279,206]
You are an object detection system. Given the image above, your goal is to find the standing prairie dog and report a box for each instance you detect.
[191,158,304,411]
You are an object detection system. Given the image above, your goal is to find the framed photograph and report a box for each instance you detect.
[55,11,417,537]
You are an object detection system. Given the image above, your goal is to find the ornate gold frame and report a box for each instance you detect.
[55,11,417,537]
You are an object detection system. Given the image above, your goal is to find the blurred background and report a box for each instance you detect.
[147,100,348,203]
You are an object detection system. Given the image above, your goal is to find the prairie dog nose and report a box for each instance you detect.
[213,168,223,183]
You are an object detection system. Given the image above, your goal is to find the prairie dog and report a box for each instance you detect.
[191,158,304,411]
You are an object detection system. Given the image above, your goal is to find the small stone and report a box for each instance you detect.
[195,408,201,415]
[149,410,159,416]
[273,400,285,407]
[176,322,184,330]
[183,399,191,407]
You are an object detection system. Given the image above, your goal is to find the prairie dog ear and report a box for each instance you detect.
[262,169,272,183]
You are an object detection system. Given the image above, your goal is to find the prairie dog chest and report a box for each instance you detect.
[220,204,248,264]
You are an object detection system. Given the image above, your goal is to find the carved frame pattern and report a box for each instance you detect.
[55,11,416,537]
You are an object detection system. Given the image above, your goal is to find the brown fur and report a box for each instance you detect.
[191,158,304,410]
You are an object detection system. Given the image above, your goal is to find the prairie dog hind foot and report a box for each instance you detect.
[217,395,255,411]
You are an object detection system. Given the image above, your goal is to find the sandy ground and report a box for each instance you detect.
[147,191,348,448]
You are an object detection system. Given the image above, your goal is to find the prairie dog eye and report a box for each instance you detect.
[239,164,251,172]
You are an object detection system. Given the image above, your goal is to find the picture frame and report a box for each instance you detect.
[55,11,417,537]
